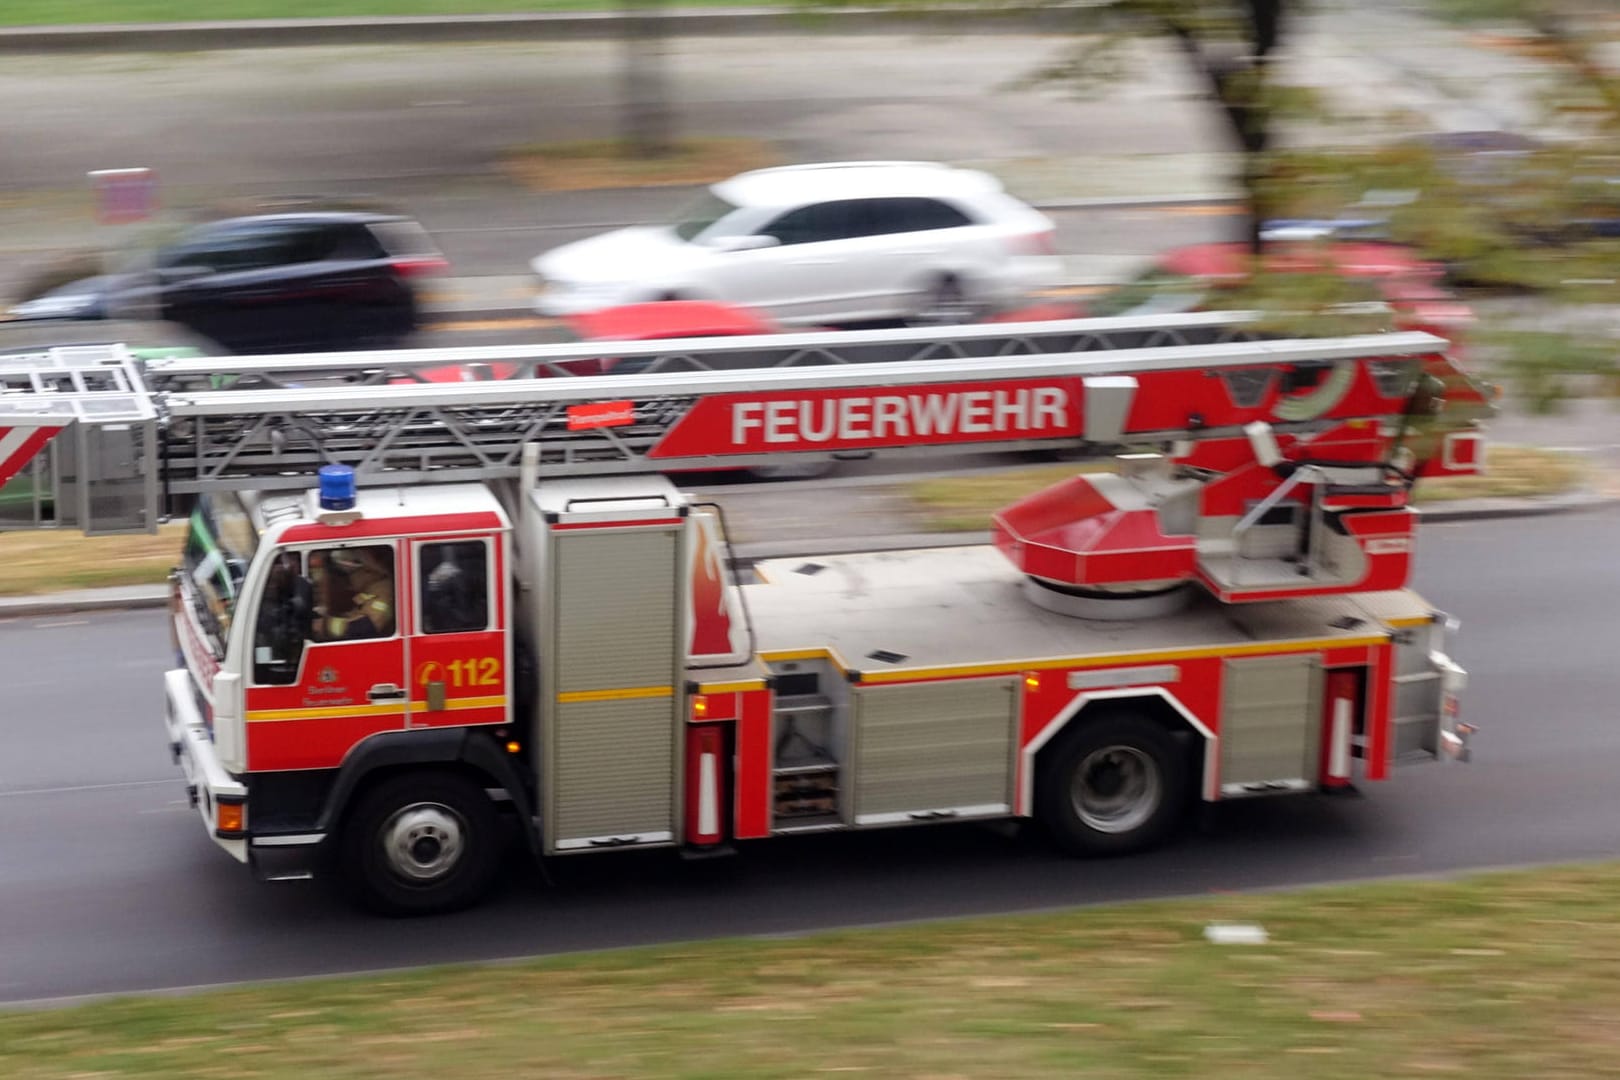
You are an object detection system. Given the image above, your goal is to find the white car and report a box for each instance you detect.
[532,161,1062,325]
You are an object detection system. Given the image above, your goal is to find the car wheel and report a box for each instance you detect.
[906,276,977,327]
[747,460,836,481]
[338,770,501,916]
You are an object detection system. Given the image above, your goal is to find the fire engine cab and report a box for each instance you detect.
[0,311,1487,914]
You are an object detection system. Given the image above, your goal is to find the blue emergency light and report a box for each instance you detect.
[319,464,357,511]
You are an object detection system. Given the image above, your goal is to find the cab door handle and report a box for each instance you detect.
[368,683,407,702]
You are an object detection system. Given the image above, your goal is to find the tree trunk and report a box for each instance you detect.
[1161,1,1286,255]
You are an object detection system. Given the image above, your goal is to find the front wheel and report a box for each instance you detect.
[1036,714,1189,857]
[338,771,501,916]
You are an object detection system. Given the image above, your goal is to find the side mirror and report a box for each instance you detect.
[707,234,780,253]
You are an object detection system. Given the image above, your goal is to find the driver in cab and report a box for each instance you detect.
[310,547,395,641]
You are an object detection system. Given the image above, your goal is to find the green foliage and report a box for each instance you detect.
[1478,329,1620,413]
[1220,263,1399,337]
[1266,139,1620,300]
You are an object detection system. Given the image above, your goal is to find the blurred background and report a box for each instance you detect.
[0,0,1614,407]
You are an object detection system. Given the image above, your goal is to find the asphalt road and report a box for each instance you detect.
[1,505,1617,1006]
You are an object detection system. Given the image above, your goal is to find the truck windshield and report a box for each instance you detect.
[181,493,260,655]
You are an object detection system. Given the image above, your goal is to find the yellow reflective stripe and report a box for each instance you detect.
[758,648,845,664]
[1383,616,1433,629]
[410,695,508,713]
[851,635,1390,685]
[693,679,767,694]
[556,685,673,704]
[247,696,508,722]
[246,702,403,723]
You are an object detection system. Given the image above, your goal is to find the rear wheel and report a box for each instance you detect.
[338,771,500,916]
[906,275,976,326]
[1037,713,1189,856]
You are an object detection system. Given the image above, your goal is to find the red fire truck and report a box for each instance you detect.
[0,312,1488,914]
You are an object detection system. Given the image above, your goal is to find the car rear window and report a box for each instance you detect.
[158,223,337,271]
[367,219,439,258]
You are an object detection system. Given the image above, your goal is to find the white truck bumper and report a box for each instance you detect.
[163,668,248,864]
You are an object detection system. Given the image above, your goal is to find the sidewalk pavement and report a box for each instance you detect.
[2,482,1613,620]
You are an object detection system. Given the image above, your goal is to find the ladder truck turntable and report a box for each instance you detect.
[0,312,1488,915]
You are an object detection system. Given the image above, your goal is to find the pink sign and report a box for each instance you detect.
[89,168,157,225]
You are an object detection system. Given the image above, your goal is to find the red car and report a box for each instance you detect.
[997,242,1474,346]
[419,300,782,383]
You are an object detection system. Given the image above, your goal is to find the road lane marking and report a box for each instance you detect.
[0,778,175,798]
[138,802,194,814]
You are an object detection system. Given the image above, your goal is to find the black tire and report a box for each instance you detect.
[906,275,976,327]
[1036,713,1190,857]
[338,770,501,916]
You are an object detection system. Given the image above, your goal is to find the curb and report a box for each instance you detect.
[0,7,1093,53]
[0,588,170,618]
[3,490,1612,620]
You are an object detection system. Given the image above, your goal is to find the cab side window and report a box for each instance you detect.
[418,540,489,635]
[308,545,397,642]
[253,550,314,685]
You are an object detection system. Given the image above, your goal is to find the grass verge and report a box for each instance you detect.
[5,860,1620,1076]
[902,445,1590,530]
[0,522,183,596]
[500,136,781,192]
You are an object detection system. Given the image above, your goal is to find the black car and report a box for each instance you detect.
[8,211,446,353]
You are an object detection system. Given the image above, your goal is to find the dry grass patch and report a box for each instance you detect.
[500,137,781,192]
[0,523,183,596]
[1416,445,1589,502]
[906,463,1105,532]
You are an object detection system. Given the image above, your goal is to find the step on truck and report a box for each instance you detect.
[0,312,1488,913]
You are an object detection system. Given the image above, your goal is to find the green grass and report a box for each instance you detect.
[1478,329,1620,414]
[0,0,763,25]
[6,861,1620,1076]
[902,446,1589,531]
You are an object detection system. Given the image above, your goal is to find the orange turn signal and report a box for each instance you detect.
[693,695,709,716]
[1024,673,1041,691]
[216,801,245,834]
[506,740,522,754]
